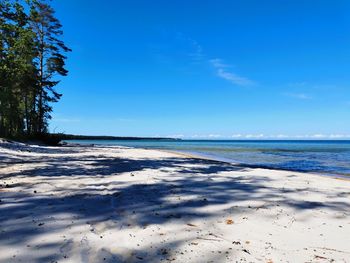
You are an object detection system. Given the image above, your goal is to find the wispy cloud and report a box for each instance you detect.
[328,134,350,139]
[288,82,339,92]
[284,93,312,100]
[177,33,255,86]
[210,58,255,87]
[216,68,255,86]
[210,59,228,68]
[244,134,265,139]
[166,134,185,139]
[188,39,205,63]
[294,134,350,139]
[190,134,223,139]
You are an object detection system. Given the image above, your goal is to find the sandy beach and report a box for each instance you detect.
[0,140,349,263]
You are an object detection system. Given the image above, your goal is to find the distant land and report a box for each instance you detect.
[57,134,181,141]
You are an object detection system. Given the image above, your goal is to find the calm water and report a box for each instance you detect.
[66,140,350,176]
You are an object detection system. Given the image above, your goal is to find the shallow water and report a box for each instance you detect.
[66,140,350,176]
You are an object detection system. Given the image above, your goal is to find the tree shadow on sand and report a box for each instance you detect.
[1,146,349,262]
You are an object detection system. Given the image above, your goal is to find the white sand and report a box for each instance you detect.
[0,140,349,262]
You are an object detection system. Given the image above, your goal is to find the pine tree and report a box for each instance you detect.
[0,0,70,139]
[0,0,36,137]
[29,0,71,135]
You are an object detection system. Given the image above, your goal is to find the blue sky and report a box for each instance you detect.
[50,0,350,139]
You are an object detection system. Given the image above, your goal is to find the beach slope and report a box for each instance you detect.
[0,140,349,262]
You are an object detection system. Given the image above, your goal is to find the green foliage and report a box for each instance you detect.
[0,0,70,139]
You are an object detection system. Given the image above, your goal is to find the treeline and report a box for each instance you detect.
[0,0,70,139]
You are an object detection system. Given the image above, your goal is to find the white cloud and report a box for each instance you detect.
[331,134,350,139]
[275,134,289,139]
[210,58,255,87]
[166,134,185,139]
[208,134,222,138]
[210,58,229,68]
[245,134,265,139]
[309,134,327,138]
[171,35,255,87]
[189,134,223,139]
[216,69,255,86]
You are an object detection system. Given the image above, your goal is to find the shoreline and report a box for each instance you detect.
[66,141,350,181]
[161,148,349,179]
[1,141,350,262]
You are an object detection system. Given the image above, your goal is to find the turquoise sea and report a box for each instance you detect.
[66,140,350,177]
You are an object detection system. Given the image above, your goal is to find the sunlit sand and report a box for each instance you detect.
[1,140,349,262]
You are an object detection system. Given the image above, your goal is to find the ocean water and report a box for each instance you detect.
[66,140,350,177]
